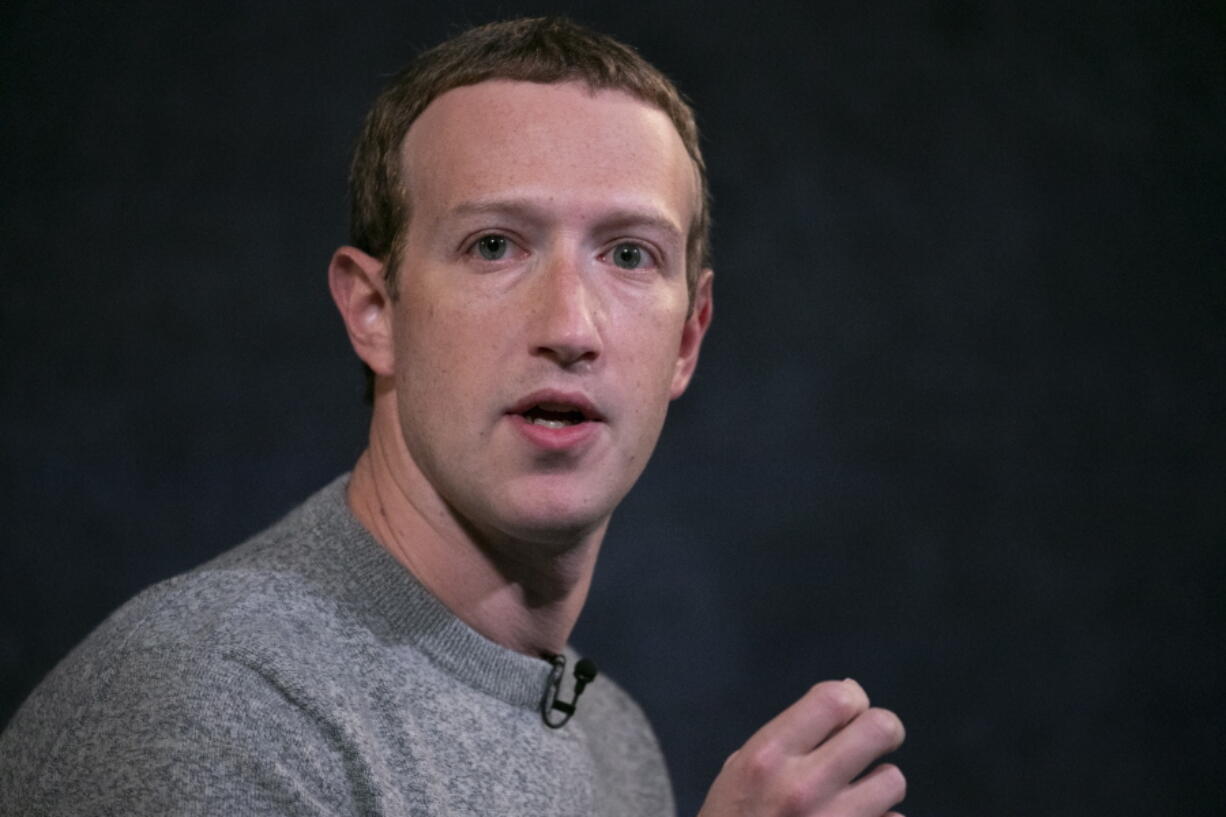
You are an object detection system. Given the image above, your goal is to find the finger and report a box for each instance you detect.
[745,679,870,756]
[804,707,906,792]
[826,762,907,817]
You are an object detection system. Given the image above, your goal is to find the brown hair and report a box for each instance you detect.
[349,16,711,302]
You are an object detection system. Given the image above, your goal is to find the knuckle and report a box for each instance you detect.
[807,680,838,700]
[811,680,863,719]
[741,744,782,784]
[862,707,906,748]
[777,778,814,816]
[877,762,908,802]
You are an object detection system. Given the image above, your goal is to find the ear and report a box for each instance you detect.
[328,246,395,377]
[670,269,714,399]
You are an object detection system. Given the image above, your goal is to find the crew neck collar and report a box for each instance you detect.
[300,474,565,711]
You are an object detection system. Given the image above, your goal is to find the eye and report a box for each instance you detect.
[609,242,652,270]
[474,234,510,261]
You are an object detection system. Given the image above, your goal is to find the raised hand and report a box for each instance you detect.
[697,679,906,817]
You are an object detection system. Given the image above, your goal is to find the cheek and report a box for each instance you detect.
[396,299,485,380]
[628,310,687,384]
[393,318,463,436]
[617,314,686,432]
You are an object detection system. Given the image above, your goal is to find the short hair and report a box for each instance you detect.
[349,16,711,303]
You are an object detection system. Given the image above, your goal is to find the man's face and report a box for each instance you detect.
[387,79,711,546]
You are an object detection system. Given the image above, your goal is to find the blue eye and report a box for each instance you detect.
[611,242,647,269]
[475,235,509,260]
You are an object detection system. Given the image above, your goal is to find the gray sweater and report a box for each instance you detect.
[0,476,675,816]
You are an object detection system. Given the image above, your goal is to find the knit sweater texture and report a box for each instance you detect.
[0,475,675,816]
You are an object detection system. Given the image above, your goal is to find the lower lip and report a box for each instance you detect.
[508,414,602,452]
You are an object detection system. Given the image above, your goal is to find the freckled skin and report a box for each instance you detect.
[388,80,711,550]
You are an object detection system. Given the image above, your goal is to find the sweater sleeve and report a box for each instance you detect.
[1,641,361,817]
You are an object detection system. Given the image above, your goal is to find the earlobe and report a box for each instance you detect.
[328,246,395,376]
[670,269,714,399]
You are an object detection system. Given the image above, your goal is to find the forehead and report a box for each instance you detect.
[400,80,698,232]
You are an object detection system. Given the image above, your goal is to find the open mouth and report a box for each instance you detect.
[521,402,591,429]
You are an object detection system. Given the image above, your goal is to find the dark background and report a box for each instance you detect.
[2,1,1222,815]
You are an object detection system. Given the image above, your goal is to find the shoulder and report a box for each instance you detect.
[579,664,657,737]
[0,479,373,813]
[0,514,355,720]
[104,473,372,669]
[50,486,360,675]
[575,662,676,815]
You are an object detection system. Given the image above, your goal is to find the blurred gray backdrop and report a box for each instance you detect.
[2,1,1223,815]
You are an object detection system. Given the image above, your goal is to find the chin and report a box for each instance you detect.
[483,486,621,549]
[498,507,609,549]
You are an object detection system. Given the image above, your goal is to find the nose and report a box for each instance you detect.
[528,250,603,368]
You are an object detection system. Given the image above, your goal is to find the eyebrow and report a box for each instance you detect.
[446,198,686,241]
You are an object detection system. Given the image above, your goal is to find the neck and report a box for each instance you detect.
[346,399,606,658]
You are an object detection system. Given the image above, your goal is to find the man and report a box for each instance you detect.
[0,18,905,816]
